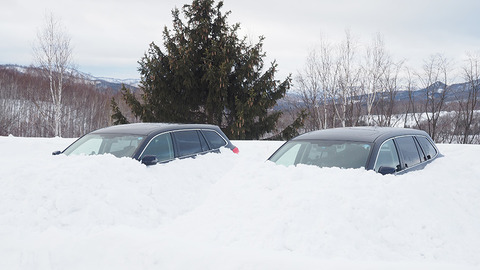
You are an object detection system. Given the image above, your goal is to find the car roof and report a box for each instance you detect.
[90,123,222,136]
[292,126,430,143]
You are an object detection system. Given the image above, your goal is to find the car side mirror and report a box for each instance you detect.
[52,151,62,155]
[378,166,396,175]
[141,155,158,166]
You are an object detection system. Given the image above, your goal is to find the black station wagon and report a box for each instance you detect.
[53,123,239,165]
[268,127,439,175]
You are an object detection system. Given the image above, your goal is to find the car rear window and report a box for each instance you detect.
[416,136,437,160]
[395,136,422,168]
[202,130,227,149]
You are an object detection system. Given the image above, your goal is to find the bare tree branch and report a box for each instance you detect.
[33,12,74,137]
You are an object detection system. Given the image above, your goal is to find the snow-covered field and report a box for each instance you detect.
[0,136,479,269]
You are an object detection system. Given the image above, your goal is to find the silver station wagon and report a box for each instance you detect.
[268,127,439,175]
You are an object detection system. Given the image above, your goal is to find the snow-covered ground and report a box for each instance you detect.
[0,136,479,269]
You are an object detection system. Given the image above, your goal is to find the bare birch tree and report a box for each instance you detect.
[414,54,452,141]
[458,52,480,143]
[295,37,337,130]
[361,33,390,124]
[317,38,338,129]
[296,49,323,131]
[33,12,74,137]
[335,31,361,127]
[376,60,404,127]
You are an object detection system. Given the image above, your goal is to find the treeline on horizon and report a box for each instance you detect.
[1,63,479,143]
[0,66,132,138]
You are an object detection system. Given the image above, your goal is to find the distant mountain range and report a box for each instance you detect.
[2,63,476,102]
[277,80,477,111]
[379,80,475,103]
[74,70,141,93]
[0,64,140,93]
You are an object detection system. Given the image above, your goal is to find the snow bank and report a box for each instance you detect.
[0,136,479,269]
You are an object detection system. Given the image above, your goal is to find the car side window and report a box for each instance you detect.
[395,136,422,168]
[198,131,210,152]
[416,136,437,160]
[174,130,203,157]
[141,133,174,162]
[374,139,401,172]
[202,130,227,149]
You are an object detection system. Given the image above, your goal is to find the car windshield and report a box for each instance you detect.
[63,134,145,158]
[269,140,372,169]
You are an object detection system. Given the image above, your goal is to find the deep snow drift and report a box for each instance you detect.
[0,136,479,269]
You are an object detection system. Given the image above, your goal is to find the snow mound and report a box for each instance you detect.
[0,137,479,269]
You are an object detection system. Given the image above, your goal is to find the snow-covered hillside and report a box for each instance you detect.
[0,136,479,269]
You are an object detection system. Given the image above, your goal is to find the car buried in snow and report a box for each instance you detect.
[53,123,239,165]
[268,126,439,175]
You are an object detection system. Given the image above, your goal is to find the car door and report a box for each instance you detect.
[139,132,175,163]
[374,139,401,174]
[172,130,210,158]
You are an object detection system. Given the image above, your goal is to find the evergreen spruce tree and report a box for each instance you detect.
[118,0,291,139]
[110,97,129,125]
[267,110,307,140]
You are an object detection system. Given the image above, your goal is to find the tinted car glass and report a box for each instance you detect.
[374,139,400,172]
[174,130,203,157]
[140,133,174,162]
[395,136,421,168]
[416,136,437,160]
[203,130,227,149]
[198,132,210,152]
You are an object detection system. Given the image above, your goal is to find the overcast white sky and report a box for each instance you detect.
[2,0,480,81]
